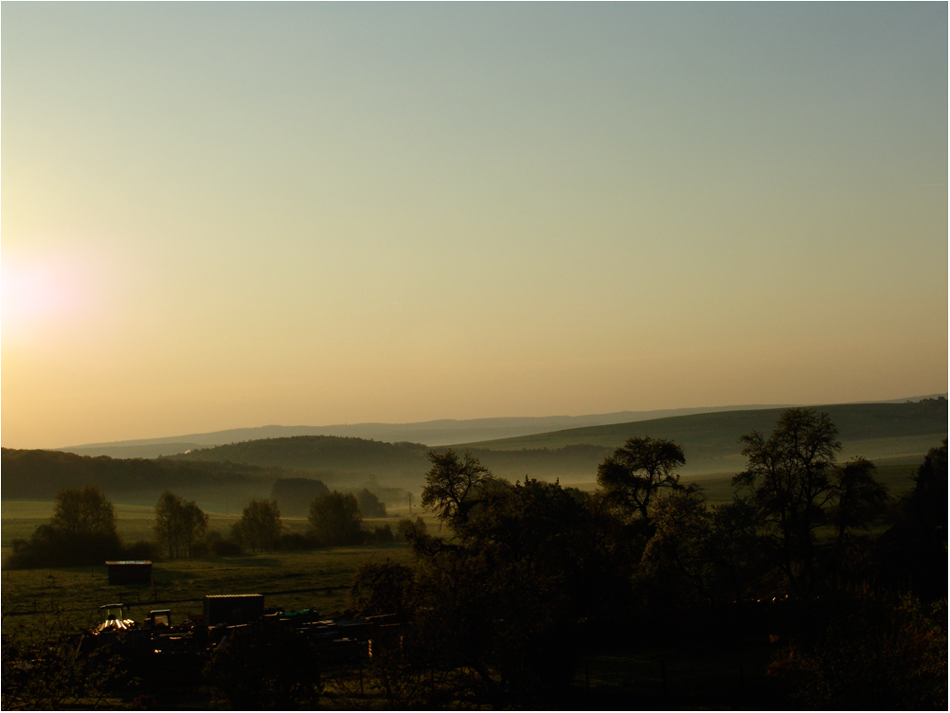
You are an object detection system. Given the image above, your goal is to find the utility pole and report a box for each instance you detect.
[408,493,412,515]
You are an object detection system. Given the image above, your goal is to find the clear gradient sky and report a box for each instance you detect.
[2,3,947,449]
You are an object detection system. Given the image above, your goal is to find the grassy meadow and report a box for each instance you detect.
[1,543,418,639]
[0,501,443,639]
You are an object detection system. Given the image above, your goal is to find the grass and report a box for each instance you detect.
[1,500,442,639]
[1,545,417,640]
[456,402,946,452]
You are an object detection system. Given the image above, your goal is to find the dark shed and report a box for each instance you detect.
[105,561,153,585]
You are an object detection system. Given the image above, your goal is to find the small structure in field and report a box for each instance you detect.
[105,560,153,585]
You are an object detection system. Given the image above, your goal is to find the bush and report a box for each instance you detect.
[769,589,947,709]
[1,607,124,709]
[206,530,244,557]
[367,524,395,545]
[279,531,319,551]
[122,539,159,561]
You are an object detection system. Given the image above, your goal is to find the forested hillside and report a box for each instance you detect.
[173,436,430,477]
[0,450,300,508]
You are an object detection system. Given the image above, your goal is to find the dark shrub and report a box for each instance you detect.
[206,530,244,557]
[279,531,318,551]
[122,539,159,561]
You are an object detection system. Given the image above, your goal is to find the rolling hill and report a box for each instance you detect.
[6,400,944,509]
[56,404,796,458]
[170,399,946,483]
[453,399,948,477]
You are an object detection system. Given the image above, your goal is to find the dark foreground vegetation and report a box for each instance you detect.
[2,408,946,709]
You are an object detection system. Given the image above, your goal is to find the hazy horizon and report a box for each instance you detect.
[3,4,947,450]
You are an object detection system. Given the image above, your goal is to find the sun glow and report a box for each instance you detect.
[1,253,96,343]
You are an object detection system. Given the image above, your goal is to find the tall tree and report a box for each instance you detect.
[421,450,494,529]
[49,485,118,540]
[356,488,387,518]
[829,457,888,546]
[733,408,841,592]
[9,486,122,567]
[404,477,619,706]
[154,491,209,558]
[233,499,282,552]
[877,440,948,599]
[309,491,364,546]
[596,436,688,525]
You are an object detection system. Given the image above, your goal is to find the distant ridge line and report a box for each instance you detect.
[58,403,796,452]
[54,394,946,458]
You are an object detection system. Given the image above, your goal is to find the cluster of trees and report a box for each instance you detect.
[7,486,132,568]
[154,492,208,558]
[343,408,946,708]
[157,487,394,557]
[6,482,394,569]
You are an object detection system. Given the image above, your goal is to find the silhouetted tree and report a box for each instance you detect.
[877,440,948,599]
[154,491,208,558]
[703,497,770,601]
[830,457,888,546]
[232,499,282,552]
[403,475,624,706]
[49,485,119,542]
[308,491,363,546]
[733,408,891,594]
[421,449,495,528]
[356,487,387,517]
[906,439,948,544]
[349,560,417,618]
[596,436,688,525]
[733,408,841,593]
[641,489,712,602]
[8,486,122,568]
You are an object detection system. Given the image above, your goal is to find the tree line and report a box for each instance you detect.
[6,484,393,568]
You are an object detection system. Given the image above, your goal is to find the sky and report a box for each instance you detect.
[2,3,947,449]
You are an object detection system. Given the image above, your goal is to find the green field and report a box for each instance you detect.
[1,544,417,639]
[0,499,443,640]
